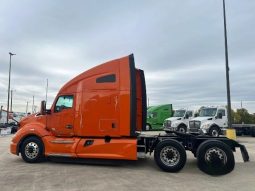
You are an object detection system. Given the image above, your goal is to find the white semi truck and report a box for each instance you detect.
[188,106,228,137]
[163,109,197,133]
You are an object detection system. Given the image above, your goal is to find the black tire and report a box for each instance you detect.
[154,139,186,172]
[209,126,220,137]
[146,123,152,131]
[196,140,235,175]
[20,136,45,163]
[178,125,187,133]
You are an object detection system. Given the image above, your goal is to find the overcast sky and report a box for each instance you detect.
[0,0,254,113]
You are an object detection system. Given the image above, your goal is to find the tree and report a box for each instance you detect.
[233,108,255,124]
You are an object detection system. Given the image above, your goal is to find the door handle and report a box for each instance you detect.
[66,124,73,129]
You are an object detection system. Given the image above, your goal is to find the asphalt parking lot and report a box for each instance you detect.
[0,132,255,191]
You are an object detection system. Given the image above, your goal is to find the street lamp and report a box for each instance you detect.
[222,1,234,135]
[6,52,16,123]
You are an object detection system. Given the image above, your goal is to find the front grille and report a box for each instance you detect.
[189,121,201,132]
[164,120,171,128]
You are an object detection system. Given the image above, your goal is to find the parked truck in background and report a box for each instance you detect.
[232,124,255,137]
[146,104,173,130]
[10,55,249,175]
[164,109,197,133]
[188,106,228,137]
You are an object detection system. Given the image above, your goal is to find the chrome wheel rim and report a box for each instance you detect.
[25,142,39,159]
[211,129,219,137]
[160,146,180,167]
[205,147,227,165]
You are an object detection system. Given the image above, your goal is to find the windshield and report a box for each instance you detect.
[199,108,217,117]
[173,110,185,117]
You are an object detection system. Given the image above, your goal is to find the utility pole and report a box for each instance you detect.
[223,0,232,129]
[0,105,3,120]
[10,90,13,112]
[10,90,15,112]
[7,52,16,123]
[46,78,48,104]
[32,96,34,114]
[26,101,28,114]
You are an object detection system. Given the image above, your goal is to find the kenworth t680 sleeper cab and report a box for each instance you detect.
[10,55,249,175]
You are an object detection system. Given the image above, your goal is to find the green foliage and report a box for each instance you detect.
[232,108,255,124]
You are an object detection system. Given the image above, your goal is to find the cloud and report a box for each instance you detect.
[0,0,254,114]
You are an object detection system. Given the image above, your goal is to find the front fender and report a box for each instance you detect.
[171,121,181,128]
[11,123,52,155]
[177,123,187,128]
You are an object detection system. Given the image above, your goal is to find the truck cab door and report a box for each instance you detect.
[183,111,191,125]
[47,95,75,137]
[216,109,227,128]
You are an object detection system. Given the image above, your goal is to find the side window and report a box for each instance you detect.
[96,74,116,83]
[218,109,226,116]
[54,95,74,113]
[186,111,192,117]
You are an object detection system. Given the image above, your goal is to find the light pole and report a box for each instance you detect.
[10,89,16,112]
[7,52,16,123]
[26,101,29,114]
[46,78,48,104]
[32,95,34,114]
[222,0,233,132]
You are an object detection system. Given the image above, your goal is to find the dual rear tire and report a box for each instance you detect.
[154,140,186,172]
[154,139,235,175]
[196,140,235,175]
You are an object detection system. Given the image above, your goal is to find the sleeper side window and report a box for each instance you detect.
[96,74,116,83]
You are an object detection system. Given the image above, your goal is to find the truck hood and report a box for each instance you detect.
[165,117,182,121]
[191,117,214,122]
[19,113,45,129]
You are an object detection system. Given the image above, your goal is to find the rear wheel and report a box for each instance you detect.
[209,126,220,137]
[154,139,186,172]
[20,136,45,163]
[196,140,235,175]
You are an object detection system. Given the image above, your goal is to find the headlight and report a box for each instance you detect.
[163,120,171,127]
[171,122,178,127]
[201,123,210,129]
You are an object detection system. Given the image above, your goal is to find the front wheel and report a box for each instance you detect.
[154,139,186,172]
[20,136,45,163]
[196,140,235,175]
[209,126,220,137]
[178,125,187,133]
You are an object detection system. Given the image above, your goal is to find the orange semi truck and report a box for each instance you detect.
[10,55,249,175]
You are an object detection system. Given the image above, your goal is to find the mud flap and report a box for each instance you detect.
[239,144,249,162]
